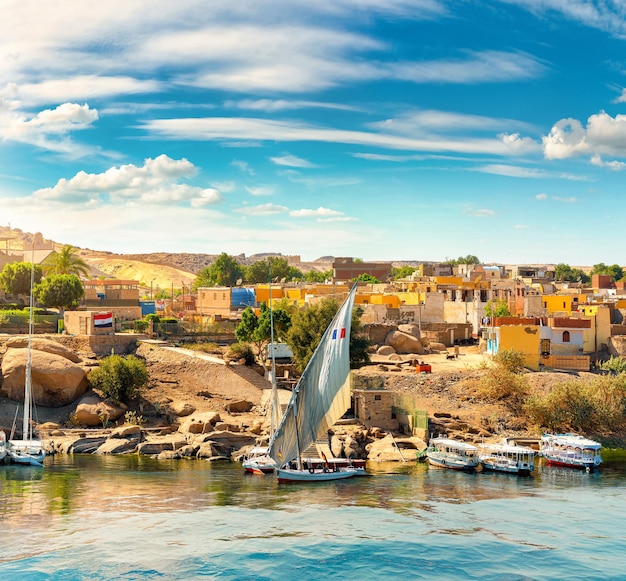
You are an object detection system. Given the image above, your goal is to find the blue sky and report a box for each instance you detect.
[2,1,626,265]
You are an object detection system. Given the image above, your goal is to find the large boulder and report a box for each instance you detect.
[1,349,88,407]
[398,324,420,338]
[5,337,82,363]
[72,394,127,427]
[385,330,425,354]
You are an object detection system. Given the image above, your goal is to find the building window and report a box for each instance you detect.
[374,394,381,401]
[562,331,570,343]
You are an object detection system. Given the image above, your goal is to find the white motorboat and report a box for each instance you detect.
[426,437,479,471]
[479,441,535,475]
[541,433,602,471]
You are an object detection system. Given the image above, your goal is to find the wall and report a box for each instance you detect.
[498,325,541,370]
[196,287,232,316]
[353,389,398,430]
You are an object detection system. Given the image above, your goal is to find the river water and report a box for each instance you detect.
[1,454,625,580]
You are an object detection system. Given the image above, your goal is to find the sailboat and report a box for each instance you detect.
[268,284,366,483]
[7,254,46,467]
[0,430,7,463]
[242,278,281,475]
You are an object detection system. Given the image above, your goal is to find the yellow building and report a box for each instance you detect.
[497,324,541,371]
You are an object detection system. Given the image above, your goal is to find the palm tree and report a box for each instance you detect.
[42,245,90,278]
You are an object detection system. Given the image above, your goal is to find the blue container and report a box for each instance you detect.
[231,288,255,308]
[140,301,157,316]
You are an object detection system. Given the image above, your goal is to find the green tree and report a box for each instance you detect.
[304,269,333,283]
[287,296,370,372]
[194,252,244,288]
[87,354,149,404]
[555,263,590,284]
[445,255,481,265]
[390,266,416,280]
[591,263,623,282]
[41,245,90,278]
[484,299,511,318]
[245,256,303,284]
[353,272,380,283]
[0,262,43,296]
[33,274,84,313]
[235,303,292,370]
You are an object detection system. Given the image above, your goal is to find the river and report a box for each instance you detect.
[1,455,625,580]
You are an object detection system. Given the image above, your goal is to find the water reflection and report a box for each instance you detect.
[1,455,625,524]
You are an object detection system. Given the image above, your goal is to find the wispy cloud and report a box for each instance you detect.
[235,203,288,216]
[464,208,495,217]
[514,224,529,229]
[231,160,255,175]
[536,193,548,200]
[553,196,576,203]
[591,154,626,171]
[270,154,317,168]
[245,185,275,196]
[475,164,588,180]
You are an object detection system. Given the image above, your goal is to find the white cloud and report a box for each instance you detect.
[289,207,344,218]
[31,154,222,207]
[543,112,626,160]
[144,116,522,156]
[613,89,626,104]
[245,185,275,196]
[536,193,548,200]
[553,196,576,203]
[225,99,360,113]
[0,99,100,157]
[498,132,541,154]
[235,203,288,216]
[591,154,626,170]
[270,154,316,168]
[1,77,159,108]
[514,224,529,229]
[475,164,588,180]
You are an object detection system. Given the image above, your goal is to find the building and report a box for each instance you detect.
[332,257,392,283]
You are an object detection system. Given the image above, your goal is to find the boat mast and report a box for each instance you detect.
[268,266,279,438]
[23,245,35,442]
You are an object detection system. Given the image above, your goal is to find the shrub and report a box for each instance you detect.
[133,319,149,332]
[598,356,626,375]
[145,313,160,323]
[524,374,626,434]
[492,348,526,374]
[88,354,149,404]
[226,342,255,365]
[187,342,223,354]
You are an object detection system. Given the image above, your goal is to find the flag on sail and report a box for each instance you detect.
[94,312,113,328]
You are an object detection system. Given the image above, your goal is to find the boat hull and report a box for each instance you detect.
[276,466,366,483]
[8,440,46,467]
[427,455,478,471]
[480,460,532,476]
[543,456,599,471]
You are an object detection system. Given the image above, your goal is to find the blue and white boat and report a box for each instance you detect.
[426,437,479,471]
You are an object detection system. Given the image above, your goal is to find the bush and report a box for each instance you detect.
[145,313,160,323]
[524,374,626,434]
[598,356,626,375]
[475,349,528,404]
[492,349,526,374]
[187,342,223,354]
[226,342,255,365]
[88,354,149,404]
[134,320,149,332]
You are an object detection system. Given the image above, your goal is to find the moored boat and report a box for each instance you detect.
[478,441,535,475]
[426,437,479,471]
[242,446,277,475]
[0,430,7,463]
[268,284,367,483]
[541,433,602,471]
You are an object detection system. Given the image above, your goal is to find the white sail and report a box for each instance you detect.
[268,284,357,466]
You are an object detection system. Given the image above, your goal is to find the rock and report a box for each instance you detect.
[1,349,88,407]
[214,422,240,432]
[66,437,108,454]
[385,330,425,354]
[429,342,448,353]
[225,400,253,413]
[95,439,138,454]
[178,444,199,457]
[330,434,343,457]
[109,425,141,438]
[366,434,426,462]
[248,420,264,435]
[169,402,196,417]
[39,422,61,431]
[376,345,396,356]
[72,395,126,427]
[398,324,420,338]
[157,450,181,460]
[5,337,82,363]
[178,411,222,434]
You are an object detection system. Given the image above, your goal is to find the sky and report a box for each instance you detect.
[2,1,626,266]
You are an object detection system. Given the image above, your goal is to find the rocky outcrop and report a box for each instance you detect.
[178,411,222,434]
[169,401,196,417]
[5,337,82,363]
[1,349,88,407]
[72,394,127,426]
[385,330,425,354]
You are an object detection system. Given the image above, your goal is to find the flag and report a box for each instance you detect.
[321,451,330,469]
[278,450,283,462]
[94,312,113,328]
[331,327,346,340]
